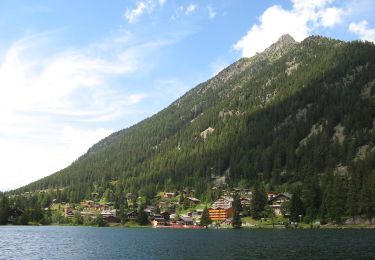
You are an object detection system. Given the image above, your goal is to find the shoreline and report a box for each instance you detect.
[3,223,375,230]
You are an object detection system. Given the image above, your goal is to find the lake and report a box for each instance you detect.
[1,226,375,259]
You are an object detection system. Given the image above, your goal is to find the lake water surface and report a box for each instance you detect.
[1,226,375,259]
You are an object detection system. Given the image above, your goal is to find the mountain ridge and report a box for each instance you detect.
[12,35,375,221]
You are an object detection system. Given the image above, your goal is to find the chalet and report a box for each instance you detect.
[191,209,203,218]
[240,197,251,207]
[151,217,168,227]
[64,206,75,218]
[163,192,175,199]
[221,218,233,226]
[208,206,234,221]
[104,215,120,223]
[126,193,137,201]
[101,209,117,218]
[268,193,291,216]
[169,214,178,222]
[82,200,95,207]
[158,201,169,208]
[160,211,170,220]
[267,192,278,201]
[126,210,138,220]
[178,216,194,225]
[212,196,234,208]
[7,208,25,224]
[144,206,156,216]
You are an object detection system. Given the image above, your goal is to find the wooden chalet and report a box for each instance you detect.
[178,216,194,225]
[186,197,201,205]
[268,193,291,216]
[212,196,233,208]
[163,192,175,199]
[126,210,138,220]
[240,197,251,207]
[208,206,234,221]
[104,215,120,223]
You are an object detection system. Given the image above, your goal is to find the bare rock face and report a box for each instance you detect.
[262,34,297,61]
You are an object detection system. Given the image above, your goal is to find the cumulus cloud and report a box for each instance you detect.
[233,0,346,57]
[349,20,375,42]
[319,7,344,27]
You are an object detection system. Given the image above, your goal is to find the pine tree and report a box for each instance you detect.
[250,183,267,219]
[346,172,360,221]
[361,174,375,223]
[137,206,149,225]
[0,195,10,225]
[232,193,243,212]
[289,192,304,223]
[200,207,211,228]
[232,209,242,228]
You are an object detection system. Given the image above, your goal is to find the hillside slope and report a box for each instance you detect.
[15,35,375,209]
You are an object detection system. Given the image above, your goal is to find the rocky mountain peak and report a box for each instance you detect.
[261,34,297,61]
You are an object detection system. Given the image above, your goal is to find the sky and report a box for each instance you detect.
[0,0,374,191]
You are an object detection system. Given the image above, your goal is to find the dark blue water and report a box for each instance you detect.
[1,226,375,259]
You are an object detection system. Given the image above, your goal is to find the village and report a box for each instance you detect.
[61,188,291,228]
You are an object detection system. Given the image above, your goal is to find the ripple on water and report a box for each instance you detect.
[1,226,375,259]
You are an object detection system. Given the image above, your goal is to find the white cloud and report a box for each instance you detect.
[158,0,167,6]
[124,0,167,24]
[208,5,216,19]
[185,4,197,15]
[233,0,346,57]
[319,7,344,27]
[171,4,198,20]
[0,127,112,192]
[0,32,170,191]
[124,1,155,24]
[349,20,375,42]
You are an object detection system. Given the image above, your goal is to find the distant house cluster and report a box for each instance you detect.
[64,200,119,223]
[62,189,290,227]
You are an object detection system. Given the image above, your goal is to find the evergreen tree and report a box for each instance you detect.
[361,174,375,223]
[302,174,321,222]
[346,172,360,221]
[232,209,242,228]
[93,214,106,227]
[200,206,211,228]
[232,193,243,213]
[289,192,304,223]
[137,206,149,225]
[250,183,267,219]
[0,195,10,225]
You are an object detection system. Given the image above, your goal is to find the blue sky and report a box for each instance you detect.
[0,0,374,191]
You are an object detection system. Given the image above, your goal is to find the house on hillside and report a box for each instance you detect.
[186,197,201,206]
[240,197,251,207]
[208,206,234,221]
[64,206,75,218]
[209,196,234,221]
[104,215,120,223]
[178,216,194,225]
[163,192,175,199]
[212,196,233,208]
[268,193,291,216]
[126,210,138,221]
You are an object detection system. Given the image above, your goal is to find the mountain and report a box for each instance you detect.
[13,35,375,214]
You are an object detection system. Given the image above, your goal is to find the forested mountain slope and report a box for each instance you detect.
[14,35,375,216]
